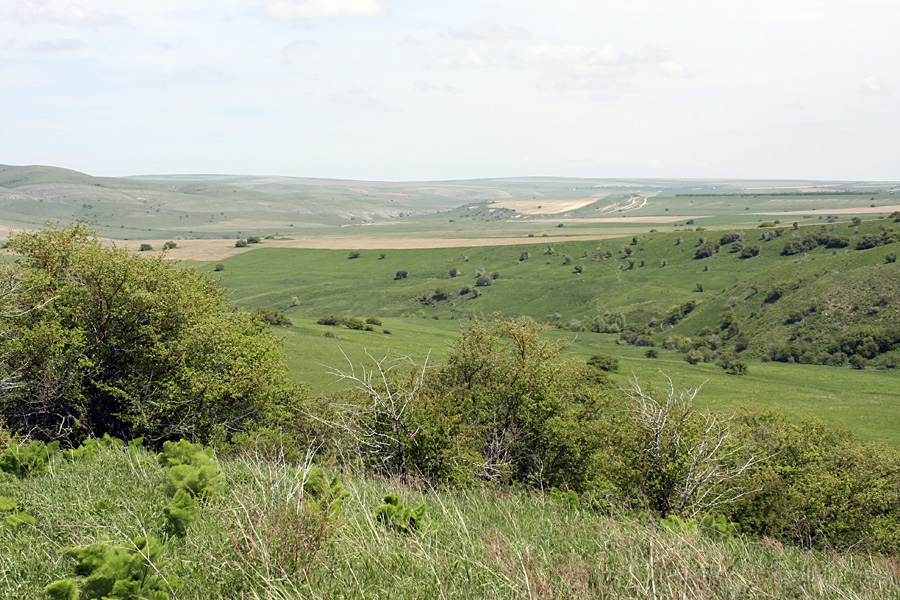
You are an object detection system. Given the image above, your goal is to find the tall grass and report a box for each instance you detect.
[2,443,899,599]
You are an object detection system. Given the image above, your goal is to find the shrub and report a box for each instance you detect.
[0,439,59,477]
[162,241,177,250]
[316,315,343,326]
[0,224,302,446]
[254,308,291,327]
[394,269,409,280]
[375,494,429,533]
[246,236,260,244]
[645,348,659,359]
[46,537,172,600]
[587,353,619,372]
[365,316,382,326]
[694,242,719,259]
[139,243,153,252]
[886,254,897,264]
[719,231,742,245]
[476,274,493,287]
[449,267,461,278]
[235,239,248,248]
[343,317,366,330]
[214,263,225,271]
[519,251,530,261]
[739,244,760,258]
[348,250,361,259]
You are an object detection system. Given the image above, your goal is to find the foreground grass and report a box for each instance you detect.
[3,445,899,599]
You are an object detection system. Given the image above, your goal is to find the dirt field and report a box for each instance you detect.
[529,215,700,224]
[750,205,900,216]
[490,195,606,214]
[114,234,630,261]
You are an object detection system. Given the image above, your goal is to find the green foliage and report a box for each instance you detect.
[348,250,361,259]
[0,223,301,446]
[342,316,366,330]
[301,467,350,516]
[660,514,737,540]
[694,241,719,259]
[374,493,429,533]
[253,307,291,326]
[139,243,153,252]
[48,536,174,600]
[365,316,382,326]
[549,487,580,510]
[0,439,59,477]
[730,408,900,554]
[162,241,176,250]
[158,440,221,536]
[316,314,343,326]
[586,353,619,372]
[394,269,408,280]
[0,495,35,529]
[235,239,248,248]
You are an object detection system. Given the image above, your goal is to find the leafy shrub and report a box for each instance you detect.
[375,494,429,533]
[348,251,361,259]
[158,440,221,536]
[394,270,409,280]
[730,408,900,553]
[719,231,742,245]
[246,236,260,244]
[162,241,177,250]
[235,239,248,248]
[550,487,580,510]
[46,536,174,600]
[666,300,696,325]
[343,316,366,330]
[317,315,343,326]
[139,243,153,252]
[254,308,291,327]
[365,316,382,326]
[0,224,301,446]
[476,274,493,287]
[739,244,760,258]
[214,263,225,271]
[0,439,59,477]
[660,514,737,540]
[587,353,619,372]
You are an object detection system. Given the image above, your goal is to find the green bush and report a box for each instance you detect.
[343,316,366,330]
[730,408,900,553]
[0,224,302,446]
[46,536,174,600]
[375,494,429,534]
[0,439,59,477]
[587,353,619,372]
[139,243,153,252]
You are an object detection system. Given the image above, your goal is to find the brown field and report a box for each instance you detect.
[529,215,701,224]
[114,234,630,261]
[491,195,606,214]
[751,205,900,216]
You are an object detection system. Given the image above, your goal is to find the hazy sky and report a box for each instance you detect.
[2,0,898,181]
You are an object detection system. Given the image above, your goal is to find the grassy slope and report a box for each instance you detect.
[203,218,900,445]
[3,445,899,600]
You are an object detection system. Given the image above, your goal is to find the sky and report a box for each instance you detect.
[1,0,898,181]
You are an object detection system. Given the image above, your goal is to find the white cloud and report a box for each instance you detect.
[143,66,223,87]
[658,60,685,76]
[8,1,125,26]
[861,74,889,95]
[415,80,462,94]
[26,38,85,52]
[264,0,388,20]
[330,87,396,112]
[446,20,530,41]
[432,47,489,69]
[280,40,316,65]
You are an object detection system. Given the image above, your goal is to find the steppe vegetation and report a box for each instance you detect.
[2,168,900,598]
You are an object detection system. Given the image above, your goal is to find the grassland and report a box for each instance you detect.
[4,444,900,600]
